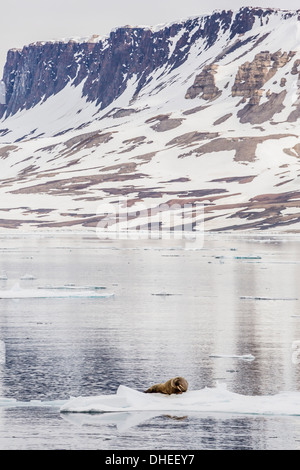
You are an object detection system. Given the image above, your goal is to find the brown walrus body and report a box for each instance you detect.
[144,377,188,395]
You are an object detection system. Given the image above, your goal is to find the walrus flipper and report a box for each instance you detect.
[144,383,165,393]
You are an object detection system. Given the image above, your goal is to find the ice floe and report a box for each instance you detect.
[1,383,300,417]
[59,383,300,416]
[37,284,106,290]
[209,354,255,361]
[0,398,66,408]
[240,296,298,301]
[20,273,37,280]
[151,292,182,296]
[0,283,114,299]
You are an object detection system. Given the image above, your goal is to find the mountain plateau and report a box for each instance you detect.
[0,7,300,234]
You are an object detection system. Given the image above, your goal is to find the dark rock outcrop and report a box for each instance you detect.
[185,64,221,100]
[232,50,295,105]
[0,7,288,119]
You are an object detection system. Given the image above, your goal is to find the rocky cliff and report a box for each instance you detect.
[0,7,300,232]
[0,7,285,118]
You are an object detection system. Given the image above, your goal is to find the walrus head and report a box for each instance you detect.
[171,377,188,394]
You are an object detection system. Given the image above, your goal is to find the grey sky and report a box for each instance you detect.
[0,0,299,74]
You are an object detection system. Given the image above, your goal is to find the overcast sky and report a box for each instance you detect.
[0,0,299,74]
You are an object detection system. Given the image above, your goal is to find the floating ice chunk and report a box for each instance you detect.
[20,273,36,280]
[38,284,106,290]
[0,398,66,408]
[60,384,300,416]
[240,296,298,301]
[0,398,17,406]
[2,385,300,417]
[0,286,114,299]
[151,292,181,296]
[209,354,255,361]
[235,256,262,260]
[0,271,7,280]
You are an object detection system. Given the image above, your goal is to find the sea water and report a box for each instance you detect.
[0,232,300,449]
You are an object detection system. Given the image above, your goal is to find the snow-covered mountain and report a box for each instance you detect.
[0,6,300,233]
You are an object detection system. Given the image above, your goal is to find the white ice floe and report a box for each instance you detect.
[1,382,300,418]
[59,383,300,416]
[20,273,36,280]
[0,397,66,407]
[209,354,255,361]
[0,284,114,299]
[37,284,106,290]
[240,296,298,301]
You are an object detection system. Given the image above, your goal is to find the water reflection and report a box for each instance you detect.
[60,410,300,450]
[0,234,300,449]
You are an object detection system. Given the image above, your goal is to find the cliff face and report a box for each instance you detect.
[0,7,283,118]
[0,7,300,232]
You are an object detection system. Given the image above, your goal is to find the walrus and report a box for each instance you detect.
[144,377,188,395]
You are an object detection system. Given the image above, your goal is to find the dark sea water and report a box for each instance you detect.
[0,232,300,450]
